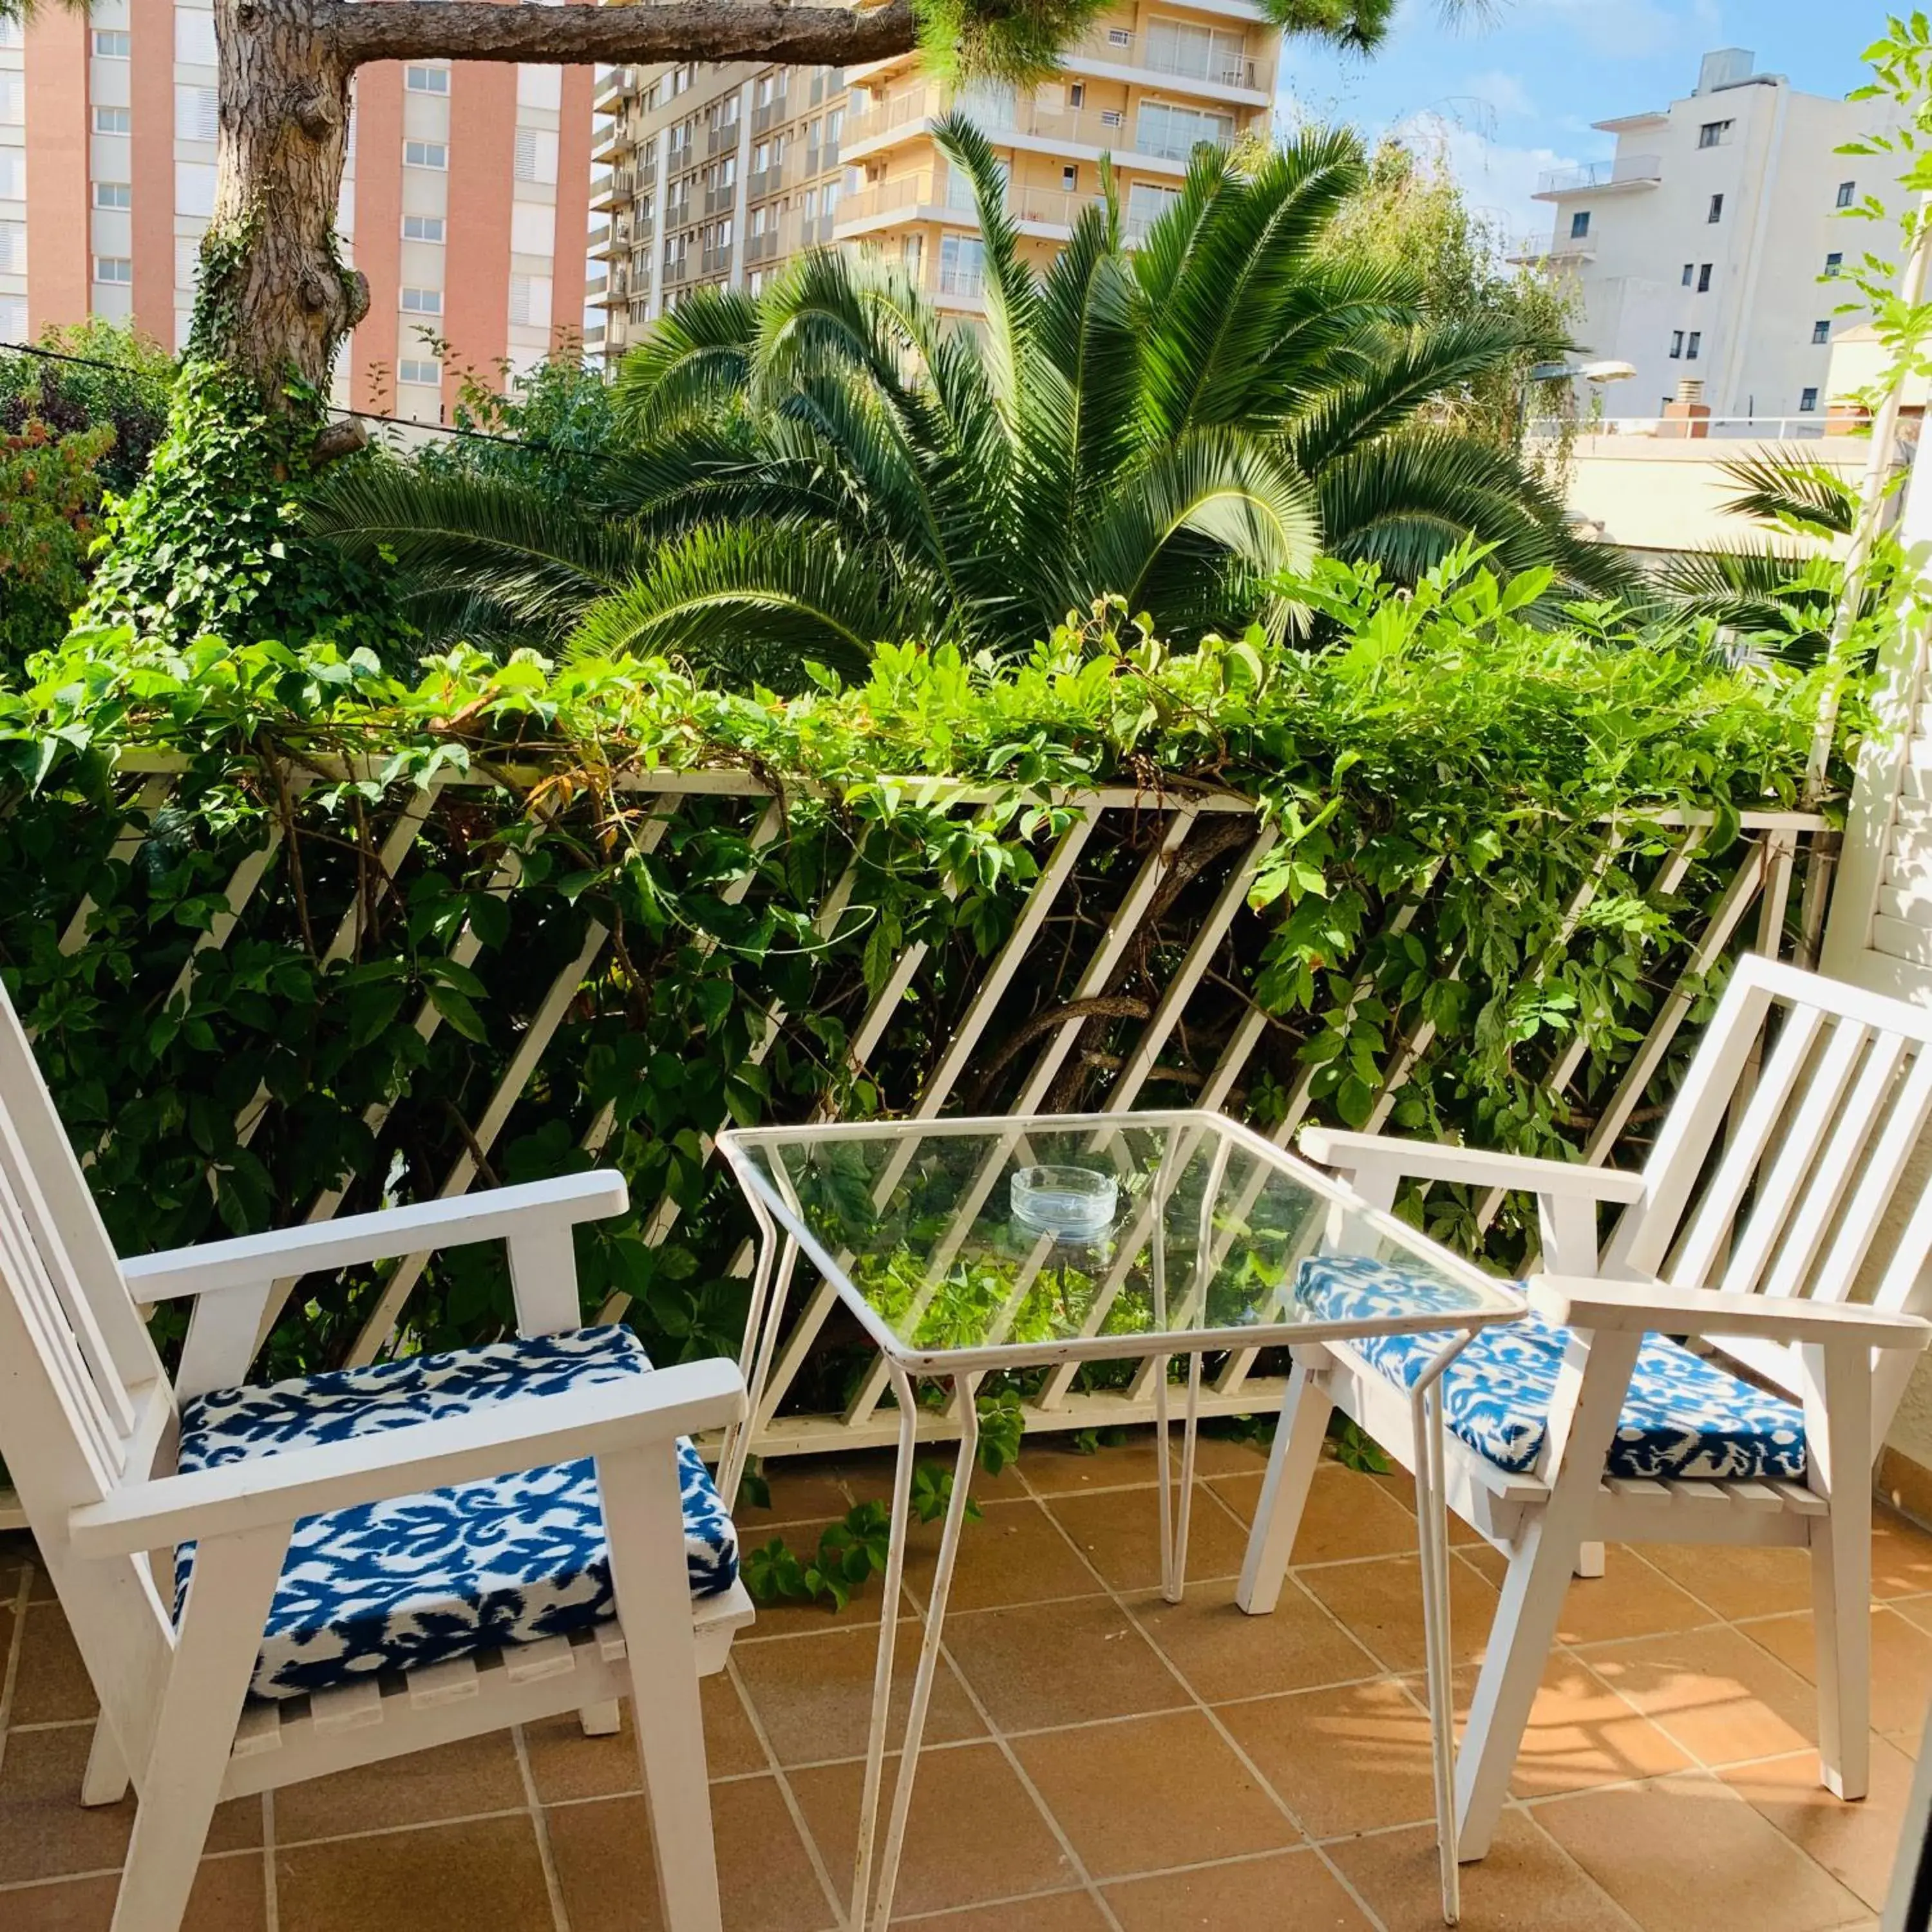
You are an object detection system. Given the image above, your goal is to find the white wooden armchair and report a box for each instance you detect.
[1236,952,1932,1860]
[0,975,753,1932]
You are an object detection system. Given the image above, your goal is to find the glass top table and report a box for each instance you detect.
[717,1111,1524,1929]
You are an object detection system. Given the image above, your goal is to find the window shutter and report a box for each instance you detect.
[175,84,218,142]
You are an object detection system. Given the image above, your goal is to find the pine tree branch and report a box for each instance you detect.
[323,0,918,71]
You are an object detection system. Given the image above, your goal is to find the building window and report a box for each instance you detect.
[1824,251,1843,278]
[1069,81,1085,108]
[1681,263,1694,287]
[404,140,448,170]
[93,182,132,210]
[1569,210,1590,239]
[176,85,217,142]
[1669,330,1684,359]
[1134,100,1233,162]
[0,222,23,273]
[1106,23,1131,44]
[93,106,132,135]
[1686,330,1701,360]
[1698,119,1732,148]
[1697,263,1712,292]
[1708,193,1723,222]
[939,231,985,296]
[405,65,450,95]
[401,286,443,315]
[398,358,440,386]
[1801,386,1820,412]
[1812,319,1831,345]
[1062,164,1078,191]
[1837,180,1856,208]
[402,214,446,242]
[93,256,132,284]
[91,29,130,57]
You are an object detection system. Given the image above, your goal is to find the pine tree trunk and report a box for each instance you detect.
[203,0,366,426]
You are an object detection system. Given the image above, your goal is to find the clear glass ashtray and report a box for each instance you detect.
[1010,1165,1119,1240]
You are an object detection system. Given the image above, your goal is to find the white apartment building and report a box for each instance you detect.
[1525,48,1906,425]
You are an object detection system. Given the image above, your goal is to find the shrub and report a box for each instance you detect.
[0,553,1837,1387]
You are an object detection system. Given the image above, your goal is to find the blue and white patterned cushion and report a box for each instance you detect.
[175,1325,739,1701]
[1298,1253,1807,1482]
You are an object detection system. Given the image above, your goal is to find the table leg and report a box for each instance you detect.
[1410,1332,1477,1927]
[860,1365,983,1932]
[721,1211,796,1507]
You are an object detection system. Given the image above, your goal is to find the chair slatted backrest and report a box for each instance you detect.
[1602,953,1932,1425]
[0,975,176,1770]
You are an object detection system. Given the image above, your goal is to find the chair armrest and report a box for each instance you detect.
[1300,1128,1648,1203]
[67,1356,744,1558]
[120,1171,629,1302]
[1528,1276,1932,1351]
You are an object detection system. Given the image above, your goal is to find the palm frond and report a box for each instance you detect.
[611,289,759,436]
[1716,452,1860,536]
[564,520,940,687]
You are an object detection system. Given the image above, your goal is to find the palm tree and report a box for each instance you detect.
[1656,451,1889,663]
[312,120,1629,687]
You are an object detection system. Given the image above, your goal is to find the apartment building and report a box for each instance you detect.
[0,1,593,426]
[1522,47,1906,425]
[586,1,1278,361]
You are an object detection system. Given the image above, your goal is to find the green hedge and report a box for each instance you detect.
[0,553,1842,1390]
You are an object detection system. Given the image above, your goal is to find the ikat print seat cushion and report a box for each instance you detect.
[175,1324,739,1701]
[1296,1253,1807,1482]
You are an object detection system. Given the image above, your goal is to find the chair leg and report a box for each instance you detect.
[600,1443,724,1932]
[1236,1357,1332,1616]
[112,1529,287,1932]
[82,1716,131,1806]
[1454,1519,1578,1860]
[1811,1498,1872,1801]
[1573,1541,1605,1580]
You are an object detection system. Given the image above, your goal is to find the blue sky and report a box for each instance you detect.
[1277,0,1895,243]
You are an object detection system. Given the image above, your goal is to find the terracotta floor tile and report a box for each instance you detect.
[0,1723,136,1884]
[1871,1508,1932,1599]
[1739,1606,1932,1742]
[902,1499,1105,1613]
[1361,1466,1486,1545]
[0,1853,267,1931]
[1721,1737,1918,1911]
[1126,1575,1381,1705]
[271,1728,527,1845]
[1046,1485,1255,1593]
[1534,1774,1866,1932]
[521,1671,766,1803]
[1210,1459,1423,1564]
[1298,1551,1501,1673]
[896,1891,1111,1929]
[736,1519,885,1634]
[1217,1678,1437,1837]
[1019,1432,1261,1497]
[743,1456,868,1526]
[788,1740,1075,1917]
[943,1597,1187,1732]
[734,1619,985,1768]
[1012,1710,1301,1880]
[276,1815,556,1932]
[1549,1551,1718,1647]
[8,1607,99,1725]
[1437,1654,1696,1800]
[547,1778,837,1932]
[1103,1846,1373,1929]
[1640,1542,1814,1621]
[1579,1624,1820,1767]
[1327,1810,1634,1932]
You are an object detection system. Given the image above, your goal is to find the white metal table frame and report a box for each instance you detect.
[717,1110,1522,1929]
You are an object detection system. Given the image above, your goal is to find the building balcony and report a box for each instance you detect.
[1533,154,1663,198]
[842,82,1220,172]
[589,171,635,213]
[591,124,636,166]
[746,164,785,202]
[1059,23,1266,100]
[1505,233,1598,267]
[707,118,741,158]
[752,95,790,135]
[835,173,1106,242]
[700,242,734,276]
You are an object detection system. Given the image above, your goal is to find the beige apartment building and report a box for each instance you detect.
[585,1,1278,360]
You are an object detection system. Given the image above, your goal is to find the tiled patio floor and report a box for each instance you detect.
[4,1432,1929,1930]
